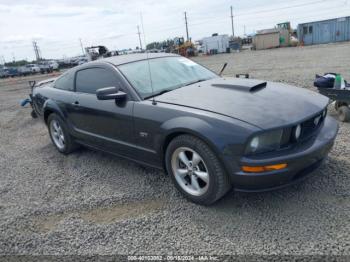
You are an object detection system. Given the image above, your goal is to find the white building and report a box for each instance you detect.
[201,34,230,54]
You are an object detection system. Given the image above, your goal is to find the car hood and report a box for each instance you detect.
[155,77,329,130]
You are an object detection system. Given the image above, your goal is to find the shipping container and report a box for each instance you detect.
[298,16,350,45]
[253,29,280,50]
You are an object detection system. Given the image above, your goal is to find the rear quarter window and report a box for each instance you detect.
[54,71,74,91]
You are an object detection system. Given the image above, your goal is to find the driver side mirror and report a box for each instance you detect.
[96,86,127,101]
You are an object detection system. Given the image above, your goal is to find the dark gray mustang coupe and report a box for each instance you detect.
[30,53,338,205]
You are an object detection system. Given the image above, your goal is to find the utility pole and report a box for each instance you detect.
[230,6,235,37]
[184,11,189,41]
[244,25,246,36]
[32,41,41,61]
[137,25,143,50]
[79,38,85,55]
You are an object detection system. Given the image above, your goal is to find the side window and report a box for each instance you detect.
[76,68,118,94]
[309,26,313,34]
[54,71,74,91]
[303,26,308,35]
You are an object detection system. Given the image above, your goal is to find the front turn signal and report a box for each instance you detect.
[242,163,287,173]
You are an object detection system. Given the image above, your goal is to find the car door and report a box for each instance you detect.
[69,65,135,155]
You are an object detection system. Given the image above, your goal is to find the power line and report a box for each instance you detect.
[190,3,347,35]
[185,0,345,34]
[1,0,346,60]
[188,0,333,26]
[237,0,330,17]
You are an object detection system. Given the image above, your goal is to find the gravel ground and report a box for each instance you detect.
[0,42,350,257]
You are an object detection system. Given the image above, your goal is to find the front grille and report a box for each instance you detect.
[300,111,324,140]
[279,110,325,149]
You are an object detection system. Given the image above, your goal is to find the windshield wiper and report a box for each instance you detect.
[182,78,208,87]
[144,89,174,99]
[144,79,208,100]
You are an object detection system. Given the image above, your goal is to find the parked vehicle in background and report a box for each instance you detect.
[48,61,59,71]
[38,62,53,74]
[0,68,9,78]
[18,66,31,76]
[77,58,88,65]
[26,64,40,74]
[5,67,19,77]
[85,45,118,61]
[38,61,59,74]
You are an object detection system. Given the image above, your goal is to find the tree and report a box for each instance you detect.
[146,39,176,51]
[4,60,28,67]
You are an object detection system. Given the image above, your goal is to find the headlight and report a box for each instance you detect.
[245,129,283,155]
[250,137,260,152]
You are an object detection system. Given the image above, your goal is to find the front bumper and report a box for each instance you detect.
[231,116,339,192]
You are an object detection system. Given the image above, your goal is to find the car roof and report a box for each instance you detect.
[98,53,180,66]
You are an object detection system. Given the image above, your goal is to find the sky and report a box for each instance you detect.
[0,0,349,62]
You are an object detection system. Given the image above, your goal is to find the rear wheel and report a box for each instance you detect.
[47,113,78,154]
[338,106,350,122]
[165,135,231,205]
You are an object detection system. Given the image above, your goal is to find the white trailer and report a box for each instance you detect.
[201,35,230,54]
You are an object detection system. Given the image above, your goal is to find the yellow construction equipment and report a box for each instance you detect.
[173,37,196,57]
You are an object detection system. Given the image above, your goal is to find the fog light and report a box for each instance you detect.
[294,124,302,140]
[314,115,321,126]
[322,109,327,118]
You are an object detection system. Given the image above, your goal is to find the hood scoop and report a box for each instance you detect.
[212,80,267,93]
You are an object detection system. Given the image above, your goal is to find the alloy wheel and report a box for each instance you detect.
[50,119,65,150]
[171,147,209,196]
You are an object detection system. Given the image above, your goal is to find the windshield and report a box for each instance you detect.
[118,56,218,99]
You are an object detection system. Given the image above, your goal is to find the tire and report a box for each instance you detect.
[338,106,350,122]
[335,101,347,111]
[47,113,78,154]
[30,110,38,119]
[335,101,340,111]
[165,135,231,205]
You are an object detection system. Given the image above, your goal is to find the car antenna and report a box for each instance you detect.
[140,13,156,105]
[219,62,228,76]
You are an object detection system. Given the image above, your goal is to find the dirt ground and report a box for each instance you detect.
[0,42,349,257]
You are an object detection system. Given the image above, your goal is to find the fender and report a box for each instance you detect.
[42,99,65,124]
[157,116,259,174]
[42,100,79,138]
[160,116,214,149]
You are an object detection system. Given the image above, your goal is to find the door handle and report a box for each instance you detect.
[72,101,80,106]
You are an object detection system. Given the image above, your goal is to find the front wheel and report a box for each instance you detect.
[338,105,350,122]
[47,113,78,154]
[165,135,231,205]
